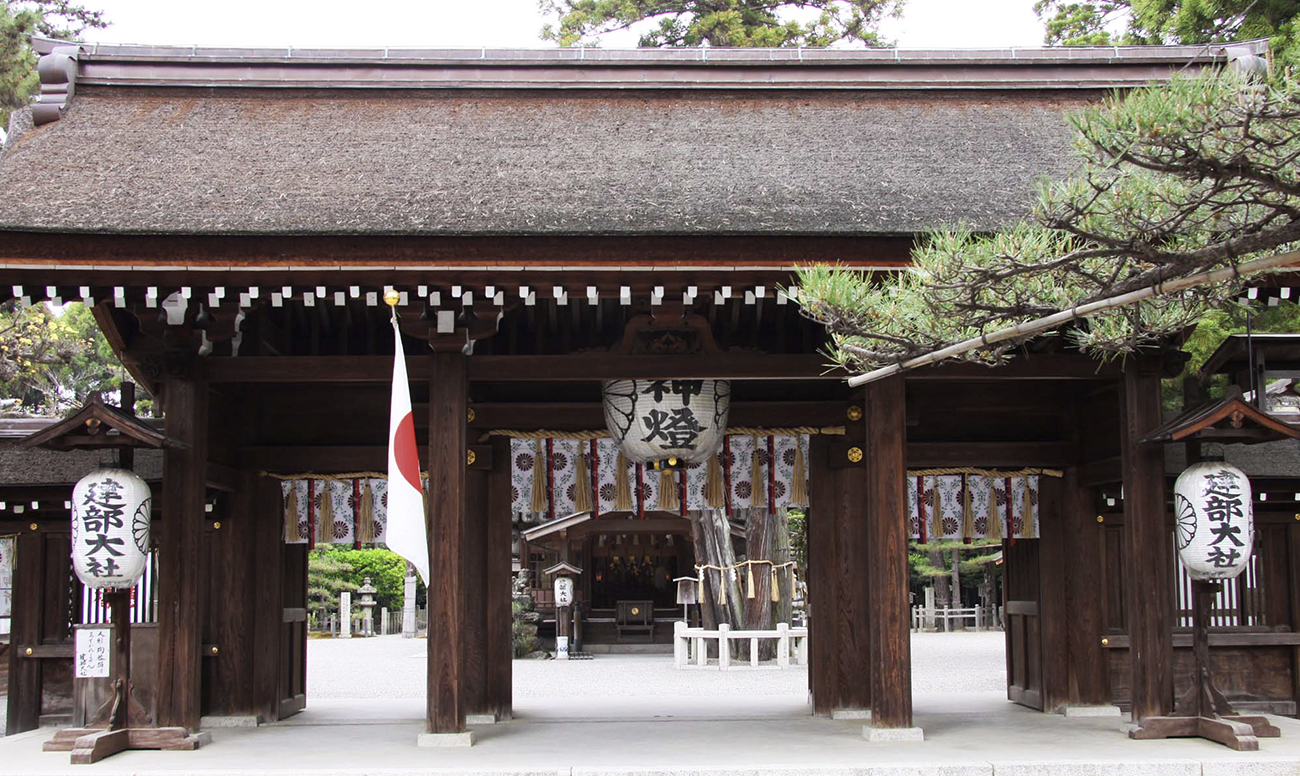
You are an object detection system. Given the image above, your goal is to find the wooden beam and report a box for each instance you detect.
[1078,456,1122,487]
[468,401,847,430]
[1120,358,1174,722]
[206,461,241,493]
[906,442,1078,468]
[205,354,841,383]
[155,365,209,732]
[426,351,469,736]
[866,375,913,730]
[909,356,1123,381]
[0,231,911,274]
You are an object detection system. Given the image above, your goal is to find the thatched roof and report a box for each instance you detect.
[0,88,1085,237]
[0,41,1245,238]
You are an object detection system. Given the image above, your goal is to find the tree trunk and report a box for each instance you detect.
[929,549,951,608]
[691,509,744,657]
[950,548,961,609]
[743,507,794,659]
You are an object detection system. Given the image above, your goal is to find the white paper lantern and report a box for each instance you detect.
[602,379,731,464]
[71,467,151,589]
[1174,461,1254,580]
[553,576,574,608]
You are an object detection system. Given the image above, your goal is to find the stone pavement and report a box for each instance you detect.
[6,632,1300,773]
[306,630,1009,700]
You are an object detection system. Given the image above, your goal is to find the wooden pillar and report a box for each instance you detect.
[156,366,209,732]
[6,529,43,734]
[426,349,469,737]
[865,375,913,731]
[1120,360,1173,721]
[486,436,514,720]
[462,461,489,718]
[807,433,872,716]
[251,475,286,723]
[1061,467,1110,707]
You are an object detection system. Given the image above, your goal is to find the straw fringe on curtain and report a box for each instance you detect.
[749,435,766,509]
[658,468,679,511]
[358,479,376,544]
[704,454,726,508]
[789,440,808,506]
[530,438,549,514]
[960,475,975,541]
[986,476,1003,541]
[614,451,634,511]
[283,486,299,543]
[573,452,594,514]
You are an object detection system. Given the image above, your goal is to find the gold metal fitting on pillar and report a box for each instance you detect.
[467,407,476,423]
[466,449,476,466]
[846,405,863,421]
[213,521,222,530]
[29,523,37,531]
[847,447,863,463]
[1096,515,1104,523]
[1101,638,1109,646]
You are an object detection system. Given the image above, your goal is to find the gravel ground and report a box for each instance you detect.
[0,631,1004,736]
[306,630,1007,700]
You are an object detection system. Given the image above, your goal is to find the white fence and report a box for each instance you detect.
[673,621,808,670]
[910,604,1001,632]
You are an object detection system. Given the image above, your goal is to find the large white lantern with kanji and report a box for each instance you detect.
[602,379,731,463]
[1174,462,1254,580]
[71,467,151,589]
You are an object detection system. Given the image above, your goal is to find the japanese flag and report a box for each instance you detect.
[386,317,429,585]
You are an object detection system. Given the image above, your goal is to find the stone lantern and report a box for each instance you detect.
[357,577,379,637]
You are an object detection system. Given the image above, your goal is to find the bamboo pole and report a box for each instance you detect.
[846,250,1300,388]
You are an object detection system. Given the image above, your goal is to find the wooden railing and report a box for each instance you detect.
[910,604,1002,632]
[673,621,808,669]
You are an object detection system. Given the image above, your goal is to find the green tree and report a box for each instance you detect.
[1,1,106,128]
[307,548,358,626]
[0,301,125,415]
[326,546,420,613]
[797,68,1300,374]
[539,0,904,48]
[1034,1,1300,69]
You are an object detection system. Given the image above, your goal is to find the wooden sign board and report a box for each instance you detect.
[75,626,112,678]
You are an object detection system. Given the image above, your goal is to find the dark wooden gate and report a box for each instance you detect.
[278,543,307,719]
[1004,539,1044,710]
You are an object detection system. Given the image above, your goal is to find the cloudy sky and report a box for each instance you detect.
[79,0,1051,50]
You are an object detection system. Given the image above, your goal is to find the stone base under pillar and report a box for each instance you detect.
[416,731,475,748]
[466,714,497,725]
[200,715,259,728]
[830,709,872,720]
[862,725,924,742]
[1062,705,1123,718]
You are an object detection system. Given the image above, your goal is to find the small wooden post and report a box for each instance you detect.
[674,621,687,667]
[718,623,731,670]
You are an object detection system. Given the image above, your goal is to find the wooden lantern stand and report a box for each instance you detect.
[1129,579,1281,750]
[24,385,204,764]
[43,589,203,763]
